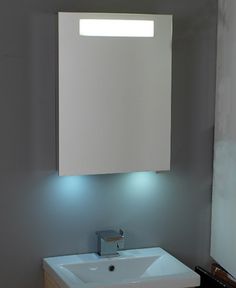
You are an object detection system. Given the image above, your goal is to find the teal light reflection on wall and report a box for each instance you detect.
[45,173,90,203]
[44,171,160,202]
[125,172,157,187]
[121,171,159,198]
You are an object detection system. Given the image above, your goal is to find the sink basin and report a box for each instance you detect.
[43,248,200,288]
[64,255,159,283]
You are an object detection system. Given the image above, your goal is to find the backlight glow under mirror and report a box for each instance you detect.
[79,19,154,37]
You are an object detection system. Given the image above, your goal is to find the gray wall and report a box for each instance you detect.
[211,0,236,278]
[0,0,217,287]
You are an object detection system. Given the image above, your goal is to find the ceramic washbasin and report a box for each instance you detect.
[43,247,200,288]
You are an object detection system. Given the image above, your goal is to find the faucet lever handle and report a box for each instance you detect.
[96,230,123,242]
[117,229,125,250]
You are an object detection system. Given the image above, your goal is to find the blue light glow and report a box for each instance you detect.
[44,174,90,202]
[126,171,157,186]
[42,171,160,203]
[122,172,159,198]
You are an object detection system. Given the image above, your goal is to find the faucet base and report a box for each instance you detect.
[97,252,120,257]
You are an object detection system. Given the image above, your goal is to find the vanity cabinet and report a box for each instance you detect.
[44,272,60,288]
[44,272,194,288]
[58,13,172,176]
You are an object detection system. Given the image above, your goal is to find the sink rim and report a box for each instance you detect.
[43,247,200,288]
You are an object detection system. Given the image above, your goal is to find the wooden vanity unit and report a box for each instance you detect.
[44,272,61,288]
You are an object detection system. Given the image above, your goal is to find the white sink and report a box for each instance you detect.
[43,248,200,288]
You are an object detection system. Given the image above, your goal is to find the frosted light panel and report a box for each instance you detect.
[79,19,154,37]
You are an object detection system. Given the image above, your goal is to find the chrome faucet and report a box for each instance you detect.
[96,229,124,257]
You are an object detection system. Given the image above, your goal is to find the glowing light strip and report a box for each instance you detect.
[79,19,154,37]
